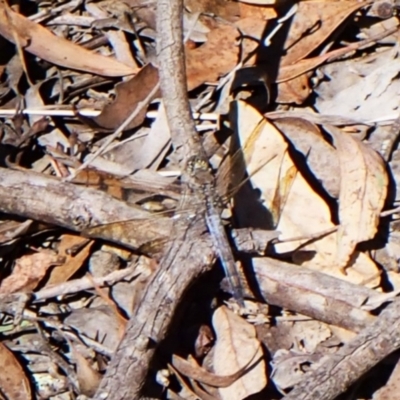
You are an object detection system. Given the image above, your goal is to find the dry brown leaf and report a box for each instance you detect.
[93,23,241,130]
[92,21,245,130]
[276,23,396,103]
[232,101,380,285]
[238,0,275,5]
[46,234,94,286]
[327,125,388,269]
[168,361,218,400]
[92,64,159,130]
[186,23,240,90]
[0,0,136,77]
[185,0,239,21]
[281,1,370,66]
[234,17,270,63]
[194,324,214,358]
[237,2,277,19]
[72,347,102,397]
[0,250,65,294]
[276,74,311,104]
[212,306,266,400]
[279,50,346,83]
[172,352,258,388]
[0,342,31,400]
[278,33,394,85]
[272,117,340,198]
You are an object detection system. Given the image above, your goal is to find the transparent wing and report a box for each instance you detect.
[82,210,177,257]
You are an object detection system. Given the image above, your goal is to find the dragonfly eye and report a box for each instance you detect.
[186,156,210,175]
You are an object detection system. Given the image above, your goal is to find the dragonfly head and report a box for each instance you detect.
[185,155,214,187]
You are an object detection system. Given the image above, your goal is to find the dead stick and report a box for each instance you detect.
[92,1,213,398]
[282,298,400,400]
[156,0,206,160]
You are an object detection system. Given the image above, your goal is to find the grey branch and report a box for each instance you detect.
[283,298,400,400]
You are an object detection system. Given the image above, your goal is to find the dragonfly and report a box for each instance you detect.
[184,154,246,306]
[80,119,281,305]
[79,157,248,305]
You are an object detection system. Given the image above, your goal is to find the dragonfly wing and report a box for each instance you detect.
[83,215,174,256]
[216,117,277,201]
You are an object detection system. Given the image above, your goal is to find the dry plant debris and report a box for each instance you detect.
[1,0,400,399]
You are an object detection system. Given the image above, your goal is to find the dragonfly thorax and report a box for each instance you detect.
[185,155,214,189]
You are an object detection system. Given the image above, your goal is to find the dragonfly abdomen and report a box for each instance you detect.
[204,186,245,307]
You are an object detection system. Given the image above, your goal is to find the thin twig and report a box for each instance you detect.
[0,107,218,120]
[91,2,216,398]
[33,265,138,301]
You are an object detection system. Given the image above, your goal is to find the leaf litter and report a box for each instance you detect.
[0,0,400,399]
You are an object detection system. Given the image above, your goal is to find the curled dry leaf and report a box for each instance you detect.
[0,250,65,294]
[327,125,388,269]
[194,324,215,358]
[172,351,258,388]
[0,0,136,77]
[212,306,266,400]
[168,361,217,400]
[232,99,333,243]
[0,342,31,400]
[232,101,380,285]
[71,346,102,397]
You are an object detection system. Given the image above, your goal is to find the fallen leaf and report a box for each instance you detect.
[327,125,388,269]
[91,63,159,130]
[172,352,258,388]
[46,234,94,286]
[0,342,31,400]
[0,250,65,294]
[237,2,277,19]
[92,22,244,131]
[272,117,340,198]
[276,74,311,104]
[315,49,400,122]
[72,346,102,397]
[281,1,370,66]
[212,306,266,400]
[232,100,380,285]
[0,0,136,77]
[186,23,240,90]
[168,361,217,400]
